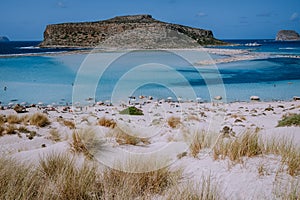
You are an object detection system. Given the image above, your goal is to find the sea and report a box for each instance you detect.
[0,40,300,106]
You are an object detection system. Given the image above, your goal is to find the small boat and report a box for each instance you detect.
[245,42,262,47]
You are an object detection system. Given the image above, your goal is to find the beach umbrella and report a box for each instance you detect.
[74,102,81,106]
[196,97,202,103]
[38,102,44,106]
[8,102,14,106]
[20,102,27,106]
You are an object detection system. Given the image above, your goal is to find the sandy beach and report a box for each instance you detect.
[0,99,299,199]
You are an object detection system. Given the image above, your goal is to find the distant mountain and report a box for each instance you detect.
[276,30,300,41]
[0,36,9,42]
[40,14,226,49]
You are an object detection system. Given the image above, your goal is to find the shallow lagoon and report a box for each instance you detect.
[0,50,299,105]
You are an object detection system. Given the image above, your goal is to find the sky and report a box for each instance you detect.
[0,0,300,40]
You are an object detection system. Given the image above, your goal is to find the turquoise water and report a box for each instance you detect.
[0,47,300,105]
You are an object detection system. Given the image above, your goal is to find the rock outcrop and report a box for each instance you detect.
[276,30,300,41]
[40,14,225,49]
[0,36,9,42]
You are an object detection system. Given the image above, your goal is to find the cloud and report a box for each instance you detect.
[56,1,67,8]
[196,12,207,17]
[290,12,299,21]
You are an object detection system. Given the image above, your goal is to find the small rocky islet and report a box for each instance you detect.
[276,30,300,41]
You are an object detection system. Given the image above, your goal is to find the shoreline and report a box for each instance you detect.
[1,47,299,66]
[1,98,300,110]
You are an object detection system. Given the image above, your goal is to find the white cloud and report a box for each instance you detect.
[196,12,207,17]
[290,12,299,21]
[57,1,67,8]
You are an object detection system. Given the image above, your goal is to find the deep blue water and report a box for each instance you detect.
[0,41,81,55]
[219,39,300,55]
[0,40,300,105]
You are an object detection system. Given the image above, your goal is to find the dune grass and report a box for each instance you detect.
[98,117,116,128]
[63,120,76,129]
[212,129,300,176]
[102,166,181,199]
[213,130,262,163]
[71,131,93,159]
[6,114,21,124]
[71,128,106,159]
[273,178,300,200]
[18,125,30,133]
[108,126,149,145]
[0,152,185,200]
[0,125,5,136]
[39,153,99,199]
[168,116,181,129]
[0,115,6,125]
[277,113,300,127]
[164,175,222,200]
[101,156,182,199]
[266,139,300,177]
[189,129,213,158]
[5,124,17,135]
[49,129,61,142]
[30,113,50,127]
[0,157,43,199]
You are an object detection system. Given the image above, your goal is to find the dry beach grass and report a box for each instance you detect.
[0,101,299,199]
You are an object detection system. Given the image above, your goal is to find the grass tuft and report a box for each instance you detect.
[213,130,262,162]
[0,158,43,199]
[18,126,30,133]
[168,116,181,129]
[71,128,105,159]
[6,124,17,135]
[102,158,182,199]
[0,115,6,125]
[190,130,208,157]
[49,129,61,142]
[108,126,149,145]
[63,119,76,129]
[165,175,222,200]
[7,115,21,124]
[30,113,50,127]
[98,117,116,128]
[39,153,99,199]
[277,113,300,127]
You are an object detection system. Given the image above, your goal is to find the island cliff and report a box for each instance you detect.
[276,30,300,41]
[39,14,225,49]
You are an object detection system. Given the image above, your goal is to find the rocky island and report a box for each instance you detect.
[0,36,9,42]
[276,30,300,41]
[39,14,225,49]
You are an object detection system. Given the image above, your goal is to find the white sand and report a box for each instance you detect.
[0,100,299,199]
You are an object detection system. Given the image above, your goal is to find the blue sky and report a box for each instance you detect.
[0,0,299,40]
